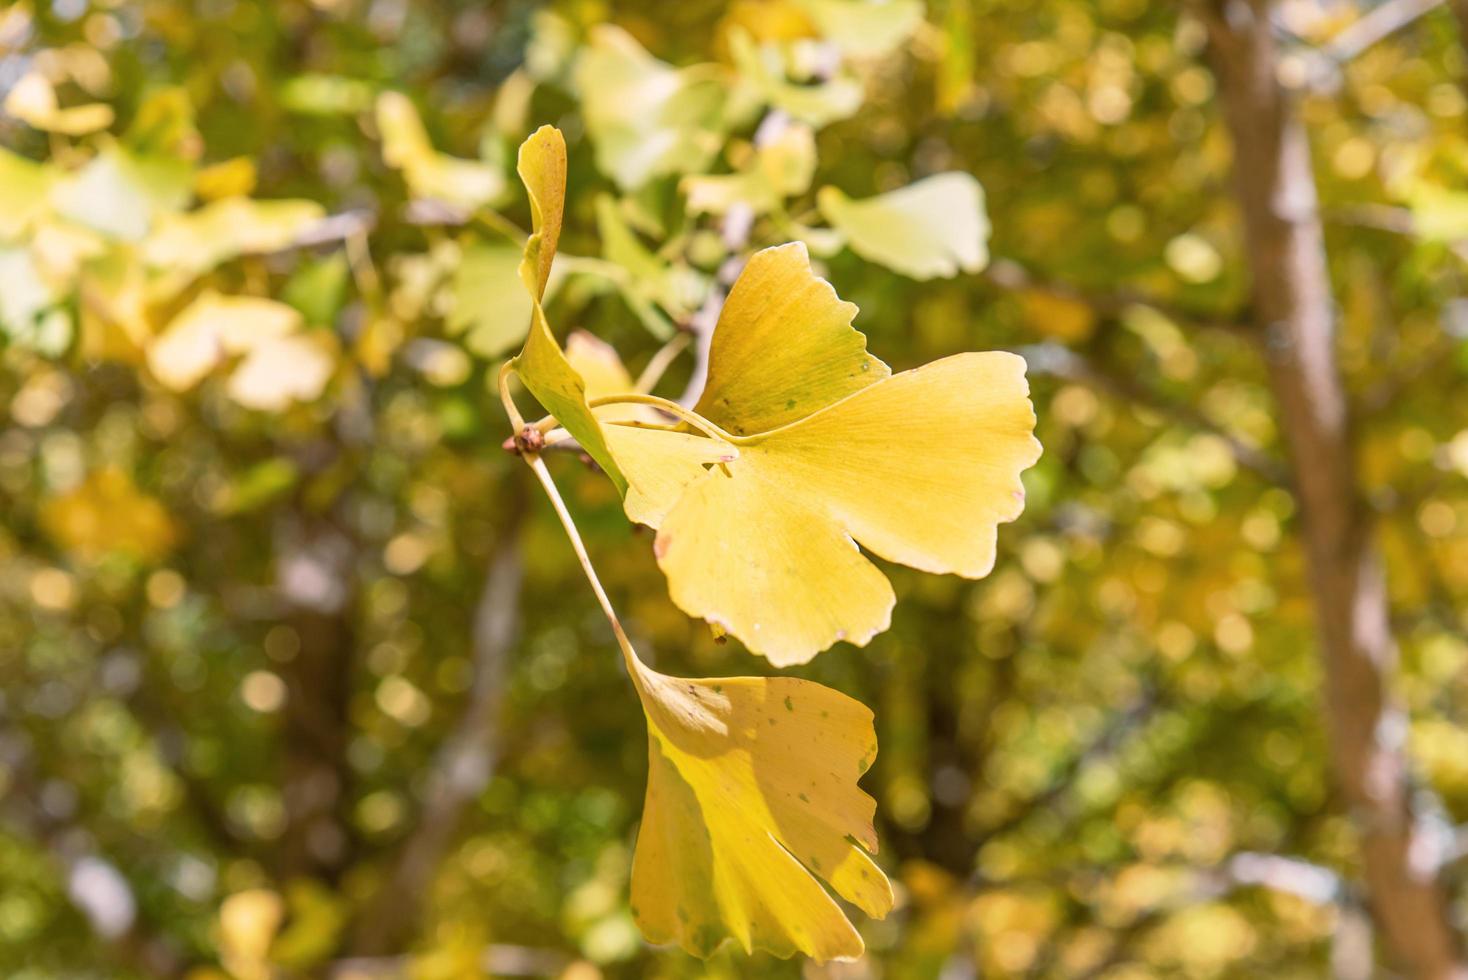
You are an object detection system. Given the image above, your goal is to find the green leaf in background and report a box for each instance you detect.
[279,74,375,116]
[376,92,506,210]
[729,29,863,127]
[574,25,729,190]
[0,148,56,240]
[282,252,350,327]
[794,0,925,58]
[595,195,705,338]
[818,173,989,280]
[683,123,816,216]
[447,241,532,358]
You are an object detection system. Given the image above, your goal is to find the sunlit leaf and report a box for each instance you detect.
[147,291,303,391]
[793,0,924,57]
[510,126,629,492]
[729,30,863,127]
[693,242,887,436]
[0,148,56,240]
[574,25,729,190]
[818,173,989,279]
[227,332,338,411]
[376,92,505,209]
[653,244,1039,664]
[628,654,892,959]
[683,124,816,216]
[143,197,324,276]
[50,143,194,241]
[39,467,177,563]
[4,71,114,135]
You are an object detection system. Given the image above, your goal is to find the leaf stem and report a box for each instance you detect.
[586,393,738,443]
[498,361,525,432]
[524,453,641,678]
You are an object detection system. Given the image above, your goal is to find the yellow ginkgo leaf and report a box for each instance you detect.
[227,332,337,411]
[562,330,739,527]
[693,242,889,436]
[4,72,115,136]
[649,245,1039,665]
[39,467,177,563]
[143,197,324,276]
[628,654,892,960]
[509,126,630,493]
[818,173,989,280]
[147,292,302,391]
[376,92,505,209]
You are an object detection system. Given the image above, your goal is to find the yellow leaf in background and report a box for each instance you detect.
[652,244,1039,664]
[4,71,114,135]
[1018,288,1097,343]
[717,0,821,49]
[50,142,194,241]
[574,26,729,190]
[147,291,302,391]
[40,467,177,563]
[729,29,863,127]
[227,332,337,411]
[0,147,56,240]
[793,0,924,58]
[510,126,629,493]
[818,173,989,280]
[193,156,258,200]
[628,655,892,960]
[376,92,505,209]
[564,330,651,420]
[217,889,284,980]
[144,197,324,276]
[683,124,816,216]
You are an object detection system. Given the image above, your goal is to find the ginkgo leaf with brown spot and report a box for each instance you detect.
[628,653,892,960]
[652,243,1041,665]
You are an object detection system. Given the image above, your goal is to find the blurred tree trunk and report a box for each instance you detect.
[347,487,526,955]
[275,511,359,882]
[1203,2,1463,976]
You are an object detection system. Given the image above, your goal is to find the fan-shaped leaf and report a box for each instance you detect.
[628,655,892,960]
[818,173,989,280]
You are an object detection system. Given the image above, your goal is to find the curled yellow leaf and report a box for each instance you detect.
[628,654,892,960]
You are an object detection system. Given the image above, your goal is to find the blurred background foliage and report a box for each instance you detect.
[4,0,1468,977]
